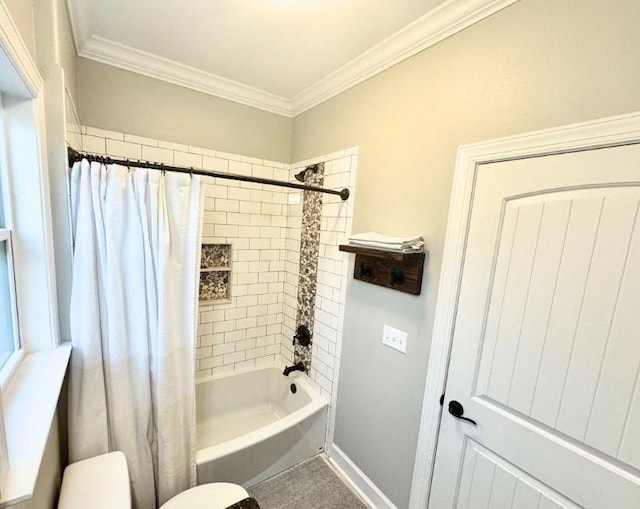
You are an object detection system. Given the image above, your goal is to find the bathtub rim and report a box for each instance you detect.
[195,364,328,465]
[196,361,316,384]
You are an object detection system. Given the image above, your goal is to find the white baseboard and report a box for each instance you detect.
[326,443,398,509]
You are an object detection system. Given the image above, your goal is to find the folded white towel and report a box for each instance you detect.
[349,240,424,253]
[349,231,423,246]
[348,232,424,253]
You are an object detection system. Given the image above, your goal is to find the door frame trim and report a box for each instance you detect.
[408,110,640,509]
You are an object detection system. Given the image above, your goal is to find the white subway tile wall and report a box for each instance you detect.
[289,154,357,413]
[310,153,357,442]
[198,170,289,376]
[77,126,356,411]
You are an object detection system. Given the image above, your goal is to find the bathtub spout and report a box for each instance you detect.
[283,362,305,376]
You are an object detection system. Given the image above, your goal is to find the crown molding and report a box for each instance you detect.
[65,0,90,52]
[69,0,520,117]
[79,36,293,116]
[290,0,520,115]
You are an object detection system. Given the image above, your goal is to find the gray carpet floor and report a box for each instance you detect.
[248,455,370,509]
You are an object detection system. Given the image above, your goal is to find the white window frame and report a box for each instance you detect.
[0,228,23,387]
[0,92,61,359]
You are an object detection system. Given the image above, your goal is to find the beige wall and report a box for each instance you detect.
[292,0,640,506]
[78,58,293,163]
[5,0,79,106]
[33,0,79,104]
[3,0,36,59]
[55,0,78,103]
[13,415,62,509]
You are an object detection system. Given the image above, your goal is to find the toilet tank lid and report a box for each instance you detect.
[161,483,249,509]
[58,451,131,509]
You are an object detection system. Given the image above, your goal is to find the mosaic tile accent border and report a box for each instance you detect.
[294,163,325,372]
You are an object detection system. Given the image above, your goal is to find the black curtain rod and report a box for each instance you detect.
[67,147,350,201]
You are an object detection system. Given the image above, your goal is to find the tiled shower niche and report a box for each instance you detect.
[199,244,231,302]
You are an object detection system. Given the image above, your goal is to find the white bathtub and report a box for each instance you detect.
[195,365,328,487]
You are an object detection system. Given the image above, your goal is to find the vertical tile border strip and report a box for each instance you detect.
[294,163,325,371]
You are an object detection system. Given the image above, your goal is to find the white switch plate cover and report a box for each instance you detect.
[382,325,407,353]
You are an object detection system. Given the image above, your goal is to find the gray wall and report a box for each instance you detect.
[292,0,640,506]
[78,58,293,163]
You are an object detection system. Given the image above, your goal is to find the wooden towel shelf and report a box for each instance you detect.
[339,244,425,295]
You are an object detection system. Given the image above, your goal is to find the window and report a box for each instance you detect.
[0,229,19,371]
[0,5,72,506]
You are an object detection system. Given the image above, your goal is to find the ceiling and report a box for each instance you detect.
[66,0,518,116]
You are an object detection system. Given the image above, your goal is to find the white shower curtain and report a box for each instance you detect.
[68,159,202,509]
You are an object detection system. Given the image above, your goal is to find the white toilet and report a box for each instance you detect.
[58,452,250,509]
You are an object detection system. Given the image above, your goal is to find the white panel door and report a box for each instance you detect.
[429,143,640,508]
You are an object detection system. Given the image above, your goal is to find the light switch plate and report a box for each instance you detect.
[382,325,407,353]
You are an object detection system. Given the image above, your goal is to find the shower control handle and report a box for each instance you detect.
[292,324,312,347]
